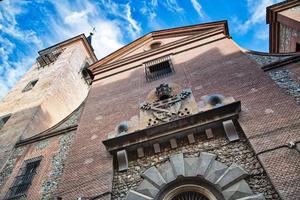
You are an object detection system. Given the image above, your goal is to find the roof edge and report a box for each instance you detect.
[266,0,300,24]
[38,34,98,62]
[90,20,229,69]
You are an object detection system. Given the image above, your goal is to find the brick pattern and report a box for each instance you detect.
[57,36,300,199]
[249,121,300,154]
[258,148,300,200]
[0,131,75,200]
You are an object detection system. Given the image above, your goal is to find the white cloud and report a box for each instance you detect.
[0,0,142,99]
[190,0,206,18]
[0,0,41,100]
[50,0,125,59]
[97,0,142,39]
[164,0,184,13]
[125,3,142,38]
[234,0,283,34]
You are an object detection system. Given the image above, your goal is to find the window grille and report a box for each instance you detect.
[5,157,42,200]
[36,47,63,69]
[22,79,38,93]
[0,114,11,129]
[144,55,174,81]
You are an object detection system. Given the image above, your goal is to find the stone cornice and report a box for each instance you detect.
[89,21,229,72]
[38,34,97,62]
[92,29,226,82]
[262,54,300,71]
[103,101,241,153]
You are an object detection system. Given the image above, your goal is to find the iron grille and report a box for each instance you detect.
[37,47,63,69]
[5,157,42,200]
[145,55,174,81]
[172,191,209,200]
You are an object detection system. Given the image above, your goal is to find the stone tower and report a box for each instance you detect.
[0,34,96,199]
[267,0,300,53]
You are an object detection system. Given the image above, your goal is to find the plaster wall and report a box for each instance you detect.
[279,23,300,52]
[0,40,91,170]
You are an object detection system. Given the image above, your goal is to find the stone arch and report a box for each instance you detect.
[126,152,265,200]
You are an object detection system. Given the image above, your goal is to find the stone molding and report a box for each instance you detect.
[126,152,265,200]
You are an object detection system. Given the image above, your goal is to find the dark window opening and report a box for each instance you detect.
[0,114,11,129]
[296,43,300,52]
[22,79,38,93]
[36,47,63,69]
[145,56,174,81]
[81,62,94,85]
[5,157,42,200]
[150,42,161,50]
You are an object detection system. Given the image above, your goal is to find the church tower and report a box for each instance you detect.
[0,34,96,199]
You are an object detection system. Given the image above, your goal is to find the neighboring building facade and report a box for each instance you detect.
[0,1,300,200]
[267,0,300,53]
[0,35,96,199]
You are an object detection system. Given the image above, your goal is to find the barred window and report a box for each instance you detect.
[144,55,175,81]
[36,47,63,69]
[0,114,11,129]
[22,79,38,93]
[5,157,42,200]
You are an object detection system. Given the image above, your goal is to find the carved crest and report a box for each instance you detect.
[140,83,198,127]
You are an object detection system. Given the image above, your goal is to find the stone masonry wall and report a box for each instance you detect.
[112,130,280,200]
[245,53,291,66]
[279,23,300,53]
[268,69,300,104]
[0,130,76,200]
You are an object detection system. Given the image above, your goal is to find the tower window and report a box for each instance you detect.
[296,43,300,52]
[144,55,174,81]
[36,47,63,69]
[22,79,38,93]
[80,62,94,85]
[0,114,11,129]
[5,157,42,199]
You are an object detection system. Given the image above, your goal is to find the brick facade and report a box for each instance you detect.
[1,4,300,199]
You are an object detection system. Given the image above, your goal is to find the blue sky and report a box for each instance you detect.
[0,0,283,99]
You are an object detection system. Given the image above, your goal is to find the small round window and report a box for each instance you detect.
[150,42,162,49]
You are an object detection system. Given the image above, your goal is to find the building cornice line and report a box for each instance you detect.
[92,35,226,83]
[90,21,229,71]
[92,28,225,74]
[262,54,300,71]
[15,125,78,147]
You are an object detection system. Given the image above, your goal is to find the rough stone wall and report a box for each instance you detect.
[112,131,280,200]
[245,53,291,66]
[0,146,26,186]
[0,131,76,200]
[268,69,300,104]
[41,132,76,199]
[279,23,300,53]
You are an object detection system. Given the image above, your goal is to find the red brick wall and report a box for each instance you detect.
[0,135,61,200]
[57,35,300,199]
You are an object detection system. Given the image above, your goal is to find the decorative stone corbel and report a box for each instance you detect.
[117,150,128,171]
